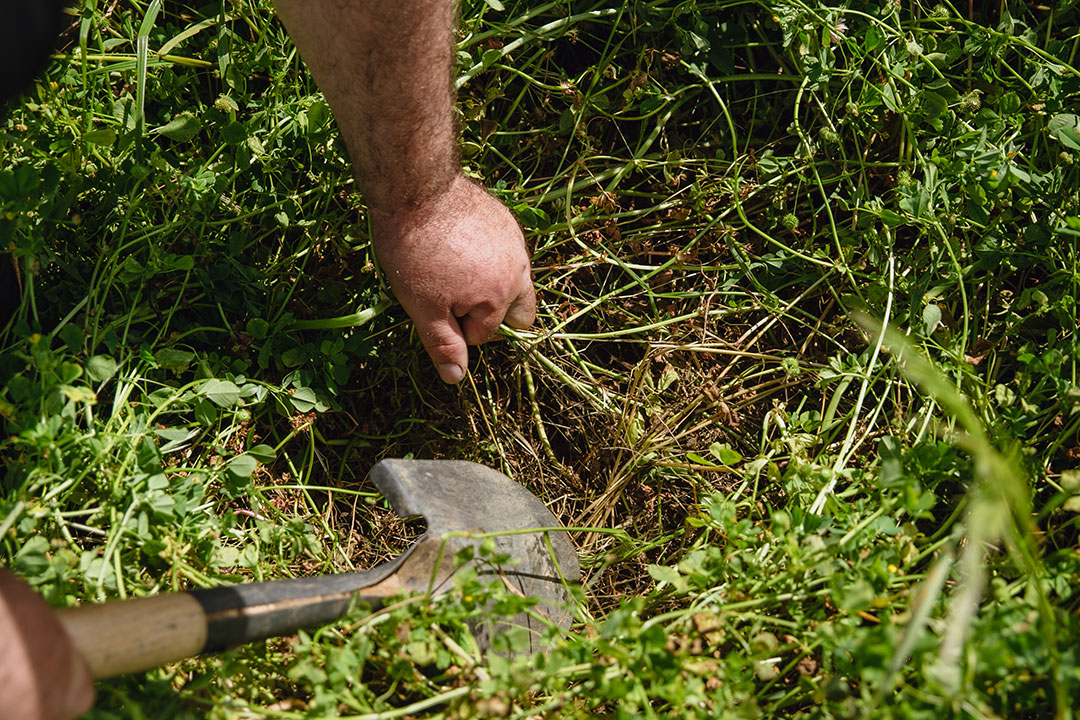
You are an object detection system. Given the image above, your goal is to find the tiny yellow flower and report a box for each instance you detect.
[887,563,898,573]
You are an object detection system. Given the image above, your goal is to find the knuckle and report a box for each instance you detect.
[419,329,462,356]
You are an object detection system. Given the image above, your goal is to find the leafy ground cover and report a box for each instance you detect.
[2,0,1079,717]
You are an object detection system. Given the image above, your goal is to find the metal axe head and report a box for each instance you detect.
[370,459,580,645]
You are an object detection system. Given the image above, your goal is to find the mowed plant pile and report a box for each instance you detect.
[2,0,1079,717]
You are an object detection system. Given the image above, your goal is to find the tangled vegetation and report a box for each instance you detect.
[2,1,1079,717]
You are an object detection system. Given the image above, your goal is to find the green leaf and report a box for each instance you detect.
[59,362,83,384]
[1049,113,1080,150]
[117,255,146,285]
[224,64,247,93]
[879,209,906,228]
[85,355,118,382]
[194,399,218,426]
[281,348,306,367]
[163,254,195,271]
[658,366,679,392]
[870,516,900,535]
[202,379,240,407]
[687,452,716,466]
[481,48,502,69]
[16,536,51,576]
[835,578,875,612]
[156,348,196,373]
[1008,164,1032,183]
[154,114,202,142]
[61,386,95,403]
[308,100,329,131]
[919,91,948,120]
[924,52,949,68]
[289,387,317,413]
[227,453,257,478]
[221,121,247,144]
[864,25,884,52]
[513,203,551,231]
[880,82,901,113]
[0,165,37,199]
[483,0,504,10]
[155,427,198,453]
[247,444,276,463]
[83,128,117,146]
[57,324,83,351]
[148,492,175,517]
[709,443,743,465]
[245,317,270,339]
[899,184,930,218]
[647,563,681,585]
[923,303,942,335]
[214,544,240,569]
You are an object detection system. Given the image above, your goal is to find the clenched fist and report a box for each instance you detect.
[370,176,535,383]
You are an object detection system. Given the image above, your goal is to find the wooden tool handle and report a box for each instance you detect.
[54,567,405,679]
[58,593,208,680]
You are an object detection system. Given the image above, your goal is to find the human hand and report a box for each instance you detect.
[0,570,94,720]
[370,175,536,384]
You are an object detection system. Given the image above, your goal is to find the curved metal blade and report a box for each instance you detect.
[370,459,580,648]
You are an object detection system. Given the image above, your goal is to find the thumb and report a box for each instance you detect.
[414,313,469,384]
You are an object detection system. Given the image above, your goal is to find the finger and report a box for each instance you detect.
[0,571,95,720]
[459,301,506,346]
[503,269,536,329]
[414,314,468,384]
[60,650,94,720]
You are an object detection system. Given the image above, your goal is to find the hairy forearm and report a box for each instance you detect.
[274,0,535,384]
[273,0,459,211]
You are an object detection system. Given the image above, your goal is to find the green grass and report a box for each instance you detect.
[2,0,1080,717]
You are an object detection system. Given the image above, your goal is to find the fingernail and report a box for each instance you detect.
[437,363,465,384]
